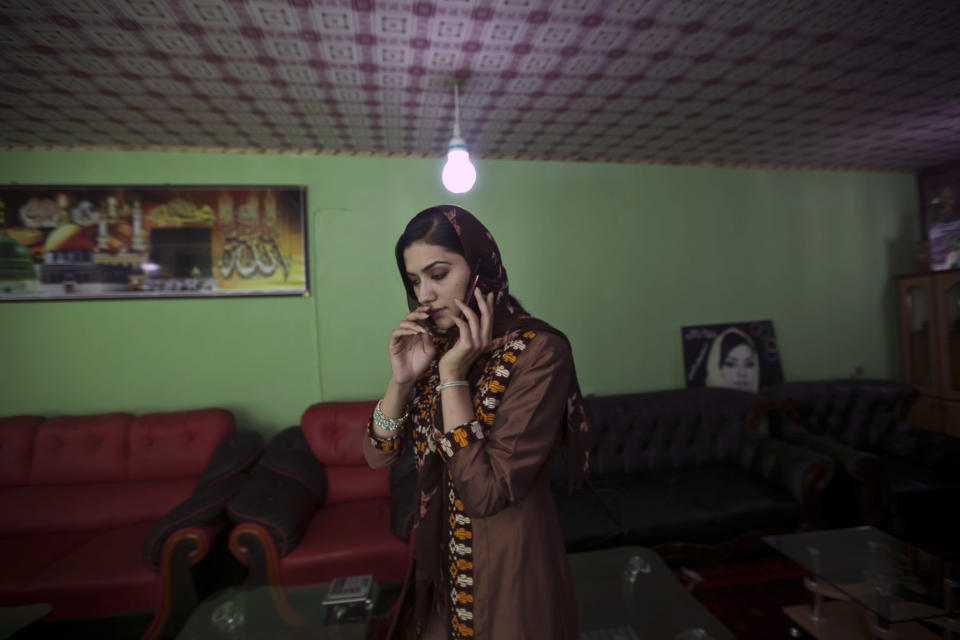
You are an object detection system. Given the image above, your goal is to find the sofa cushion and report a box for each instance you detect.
[0,416,43,487]
[29,413,133,485]
[301,401,389,504]
[227,465,319,557]
[0,480,194,534]
[128,409,234,481]
[301,401,378,466]
[325,466,390,505]
[592,473,716,545]
[551,482,624,552]
[13,522,161,619]
[144,473,248,567]
[762,380,910,440]
[259,427,326,499]
[280,498,409,585]
[684,467,802,539]
[596,467,801,547]
[195,428,264,491]
[584,388,755,478]
[0,532,97,593]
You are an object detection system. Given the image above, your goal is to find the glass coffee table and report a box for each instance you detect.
[176,581,399,640]
[0,604,51,640]
[764,526,960,639]
[179,550,730,640]
[568,546,735,640]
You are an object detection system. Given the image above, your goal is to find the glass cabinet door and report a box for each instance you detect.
[901,281,937,391]
[937,273,960,401]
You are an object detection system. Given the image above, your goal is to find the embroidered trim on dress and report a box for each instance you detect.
[368,330,538,640]
[435,421,485,461]
[366,416,402,451]
[444,329,535,640]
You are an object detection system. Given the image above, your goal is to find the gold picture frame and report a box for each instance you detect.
[0,185,308,301]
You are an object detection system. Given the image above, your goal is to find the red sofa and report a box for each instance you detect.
[0,408,262,638]
[227,400,410,587]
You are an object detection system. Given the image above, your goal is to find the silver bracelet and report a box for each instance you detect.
[436,380,470,393]
[373,400,406,432]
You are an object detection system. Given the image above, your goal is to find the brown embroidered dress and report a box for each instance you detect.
[363,327,580,640]
[364,205,588,640]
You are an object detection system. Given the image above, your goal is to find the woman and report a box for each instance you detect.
[705,327,759,393]
[363,205,589,640]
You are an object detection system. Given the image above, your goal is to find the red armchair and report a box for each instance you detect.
[0,409,262,639]
[227,401,410,587]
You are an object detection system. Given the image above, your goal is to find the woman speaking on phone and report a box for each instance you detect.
[363,205,590,640]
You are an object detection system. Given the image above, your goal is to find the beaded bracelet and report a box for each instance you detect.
[436,380,470,393]
[373,400,407,432]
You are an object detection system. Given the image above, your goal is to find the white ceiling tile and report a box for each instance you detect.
[246,2,300,32]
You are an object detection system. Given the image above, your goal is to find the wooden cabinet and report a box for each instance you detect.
[945,401,960,437]
[897,269,960,435]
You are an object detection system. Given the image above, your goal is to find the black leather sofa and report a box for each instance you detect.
[762,380,960,558]
[554,387,835,563]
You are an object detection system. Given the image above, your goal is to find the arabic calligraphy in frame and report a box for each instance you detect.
[0,185,308,301]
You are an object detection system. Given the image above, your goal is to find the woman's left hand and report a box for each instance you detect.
[438,289,495,381]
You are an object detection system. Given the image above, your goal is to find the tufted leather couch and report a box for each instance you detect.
[555,387,835,562]
[762,379,960,553]
[226,400,410,588]
[0,409,262,639]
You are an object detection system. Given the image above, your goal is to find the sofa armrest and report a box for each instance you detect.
[144,473,250,568]
[226,464,319,559]
[194,429,264,490]
[224,428,329,587]
[781,424,882,478]
[258,426,328,499]
[226,426,327,553]
[738,434,835,528]
[142,523,222,640]
[227,522,283,587]
[780,424,886,525]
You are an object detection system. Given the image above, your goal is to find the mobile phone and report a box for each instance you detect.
[460,258,482,318]
[322,574,373,605]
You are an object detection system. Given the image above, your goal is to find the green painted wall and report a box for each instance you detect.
[0,150,918,433]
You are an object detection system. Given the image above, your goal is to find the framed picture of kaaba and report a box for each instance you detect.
[681,320,784,393]
[0,185,307,301]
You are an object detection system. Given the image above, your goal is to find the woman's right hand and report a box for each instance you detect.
[388,305,436,385]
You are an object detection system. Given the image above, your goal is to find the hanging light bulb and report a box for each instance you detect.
[441,83,476,194]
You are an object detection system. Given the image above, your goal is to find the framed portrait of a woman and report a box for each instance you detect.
[681,320,784,393]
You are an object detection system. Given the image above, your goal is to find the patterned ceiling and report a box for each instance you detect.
[1,0,959,171]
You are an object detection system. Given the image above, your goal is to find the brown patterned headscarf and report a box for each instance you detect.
[392,205,590,638]
[397,205,520,337]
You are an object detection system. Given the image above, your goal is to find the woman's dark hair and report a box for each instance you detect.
[720,331,755,363]
[395,207,464,274]
[394,206,524,310]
